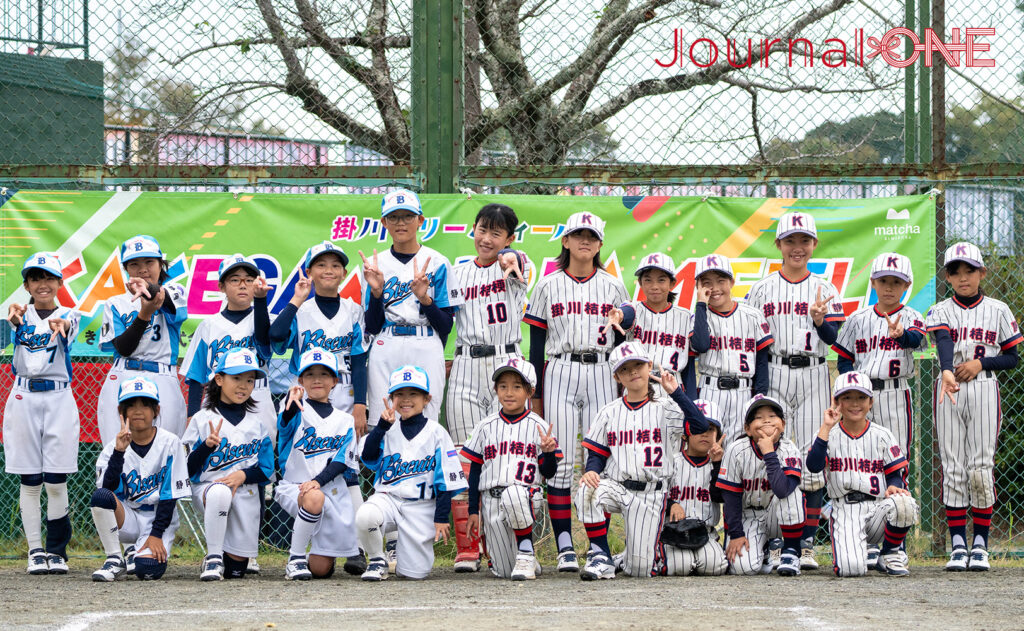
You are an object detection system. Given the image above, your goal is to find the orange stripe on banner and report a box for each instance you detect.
[238,195,254,202]
[2,245,31,249]
[0,236,39,239]
[214,220,229,226]
[226,207,241,214]
[2,227,47,230]
[202,232,216,238]
[27,191,81,195]
[189,244,204,251]
[6,200,73,204]
[2,209,65,213]
[717,198,794,258]
[0,218,55,222]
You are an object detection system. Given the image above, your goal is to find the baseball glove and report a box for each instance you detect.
[660,518,709,550]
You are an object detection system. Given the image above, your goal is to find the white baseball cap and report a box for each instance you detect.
[611,341,651,373]
[303,240,349,269]
[298,348,339,378]
[692,398,723,436]
[215,348,267,378]
[120,235,164,264]
[563,211,605,241]
[833,371,874,398]
[381,189,423,218]
[118,376,160,403]
[870,252,913,284]
[389,365,430,394]
[743,394,786,425]
[694,253,733,280]
[218,254,260,280]
[943,242,985,269]
[775,212,817,240]
[492,357,537,389]
[21,252,62,280]
[635,253,675,278]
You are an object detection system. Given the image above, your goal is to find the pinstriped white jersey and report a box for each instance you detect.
[363,421,469,498]
[10,305,80,381]
[716,437,802,508]
[276,403,357,485]
[452,253,532,347]
[361,246,463,328]
[694,303,774,377]
[833,305,925,379]
[925,295,1022,364]
[668,452,720,527]
[745,272,845,357]
[819,422,908,499]
[629,302,692,373]
[182,310,271,385]
[100,285,188,363]
[524,268,629,355]
[95,428,191,509]
[581,396,689,483]
[460,410,563,490]
[277,298,366,378]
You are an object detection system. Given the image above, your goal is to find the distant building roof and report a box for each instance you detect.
[0,52,102,99]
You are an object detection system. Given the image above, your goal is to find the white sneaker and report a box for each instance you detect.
[200,554,224,581]
[246,557,260,575]
[361,557,389,581]
[866,546,880,571]
[285,555,313,581]
[777,548,801,577]
[453,556,481,573]
[27,549,48,575]
[612,552,625,574]
[968,546,990,571]
[768,538,782,569]
[511,553,537,581]
[877,552,910,576]
[580,552,615,581]
[800,547,819,570]
[46,553,69,575]
[557,548,580,573]
[124,545,137,575]
[946,547,968,572]
[385,540,398,573]
[92,556,126,582]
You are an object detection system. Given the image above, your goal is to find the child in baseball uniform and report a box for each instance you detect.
[183,348,274,581]
[690,254,774,442]
[447,203,532,572]
[4,253,81,575]
[461,357,562,580]
[357,366,468,580]
[806,371,917,577]
[662,399,728,576]
[183,254,274,438]
[575,341,710,580]
[744,212,845,569]
[927,242,1020,571]
[524,211,630,572]
[97,235,188,444]
[275,349,359,580]
[361,190,463,428]
[90,377,191,581]
[717,394,806,576]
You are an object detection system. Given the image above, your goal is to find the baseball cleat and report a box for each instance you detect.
[124,545,137,575]
[361,557,389,581]
[245,557,260,575]
[46,553,69,575]
[557,548,580,573]
[799,547,819,570]
[768,538,783,569]
[92,555,126,582]
[968,546,990,571]
[866,546,880,571]
[612,552,625,574]
[27,549,48,575]
[454,551,481,573]
[343,549,368,576]
[777,548,801,577]
[580,552,616,581]
[385,540,398,573]
[511,553,538,581]
[285,555,313,581]
[946,547,968,572]
[200,554,225,581]
[876,552,910,576]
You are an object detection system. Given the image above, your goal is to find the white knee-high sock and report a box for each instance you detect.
[91,507,121,557]
[203,484,233,557]
[44,482,69,519]
[19,484,42,550]
[355,504,385,560]
[290,508,321,557]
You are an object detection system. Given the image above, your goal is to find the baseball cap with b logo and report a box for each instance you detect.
[870,252,913,284]
[303,240,350,269]
[389,365,430,394]
[218,254,261,280]
[635,252,676,278]
[491,357,537,389]
[215,348,267,378]
[833,371,874,398]
[563,212,606,241]
[21,252,63,280]
[381,189,423,218]
[775,212,817,240]
[298,348,339,378]
[694,253,733,280]
[118,376,161,403]
[943,242,985,269]
[611,341,651,373]
[120,235,164,264]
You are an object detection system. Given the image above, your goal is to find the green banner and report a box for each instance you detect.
[0,191,935,357]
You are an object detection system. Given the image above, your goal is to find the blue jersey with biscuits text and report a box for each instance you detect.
[277,402,357,485]
[9,305,80,381]
[363,421,468,499]
[361,246,463,329]
[96,428,191,509]
[276,298,366,381]
[100,285,188,364]
[182,311,271,384]
[182,408,274,484]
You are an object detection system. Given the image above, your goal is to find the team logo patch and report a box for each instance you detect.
[15,394,22,400]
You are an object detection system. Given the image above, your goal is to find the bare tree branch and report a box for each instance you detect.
[166,34,411,68]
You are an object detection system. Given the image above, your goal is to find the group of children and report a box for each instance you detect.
[3,191,1018,582]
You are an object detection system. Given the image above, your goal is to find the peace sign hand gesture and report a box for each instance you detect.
[823,404,841,429]
[809,286,833,327]
[708,432,726,462]
[290,268,312,306]
[115,415,132,452]
[359,249,384,298]
[285,385,305,412]
[411,256,432,302]
[884,311,904,339]
[380,397,397,425]
[205,419,224,448]
[656,365,679,394]
[538,423,558,453]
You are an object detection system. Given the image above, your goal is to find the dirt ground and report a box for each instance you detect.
[3,560,1022,631]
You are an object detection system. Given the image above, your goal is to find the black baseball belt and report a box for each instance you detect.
[456,343,518,358]
[769,355,826,368]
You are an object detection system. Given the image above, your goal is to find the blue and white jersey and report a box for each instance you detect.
[361,246,464,329]
[363,421,469,499]
[95,428,191,509]
[182,311,271,384]
[99,284,188,364]
[276,298,366,380]
[182,407,274,484]
[277,402,357,484]
[10,305,80,381]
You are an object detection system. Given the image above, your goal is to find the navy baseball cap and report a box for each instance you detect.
[743,394,786,425]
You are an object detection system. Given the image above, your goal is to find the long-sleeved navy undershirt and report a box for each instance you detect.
[363,248,456,344]
[102,438,175,538]
[186,401,269,485]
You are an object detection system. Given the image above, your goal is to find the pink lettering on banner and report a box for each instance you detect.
[186,256,225,316]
